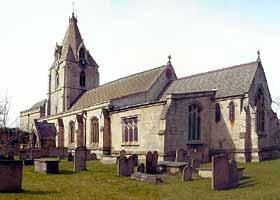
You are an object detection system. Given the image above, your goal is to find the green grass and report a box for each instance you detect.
[1,159,280,200]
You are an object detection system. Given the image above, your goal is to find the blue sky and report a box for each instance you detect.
[1,0,280,126]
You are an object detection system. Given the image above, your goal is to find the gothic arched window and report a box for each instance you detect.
[122,117,138,143]
[79,48,86,66]
[55,72,59,89]
[91,117,99,144]
[188,104,201,141]
[215,103,221,123]
[69,121,75,144]
[256,89,265,132]
[80,71,86,87]
[229,101,235,122]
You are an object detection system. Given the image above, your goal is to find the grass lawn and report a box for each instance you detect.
[1,159,280,200]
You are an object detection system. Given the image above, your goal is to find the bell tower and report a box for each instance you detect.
[46,13,99,116]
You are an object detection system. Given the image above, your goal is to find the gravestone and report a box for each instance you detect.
[74,146,87,172]
[137,163,145,173]
[119,150,127,157]
[175,148,188,162]
[31,149,41,159]
[34,158,60,174]
[0,160,23,192]
[90,153,97,160]
[131,172,163,183]
[212,154,230,190]
[182,164,192,181]
[152,151,158,174]
[68,152,74,161]
[19,150,28,161]
[7,152,14,160]
[131,154,138,166]
[117,155,135,176]
[189,151,202,162]
[229,159,239,187]
[192,159,201,172]
[145,151,153,174]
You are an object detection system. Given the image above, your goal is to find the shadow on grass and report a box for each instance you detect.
[22,190,58,195]
[238,176,257,189]
[59,170,76,175]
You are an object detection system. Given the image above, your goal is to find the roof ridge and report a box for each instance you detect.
[86,65,166,93]
[177,61,258,81]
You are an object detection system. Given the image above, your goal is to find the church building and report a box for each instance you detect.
[20,13,280,162]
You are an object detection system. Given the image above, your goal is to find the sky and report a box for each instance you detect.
[1,0,280,127]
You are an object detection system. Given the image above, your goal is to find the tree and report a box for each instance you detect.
[0,94,11,128]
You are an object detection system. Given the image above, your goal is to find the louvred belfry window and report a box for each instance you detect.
[215,103,221,123]
[256,89,265,132]
[122,117,138,143]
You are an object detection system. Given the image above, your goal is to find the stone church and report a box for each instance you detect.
[20,13,280,162]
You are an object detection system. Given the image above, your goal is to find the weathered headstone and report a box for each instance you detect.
[119,150,127,157]
[145,151,153,174]
[137,163,145,173]
[68,152,74,162]
[0,160,23,192]
[212,154,230,190]
[131,154,138,166]
[131,172,163,183]
[117,155,135,176]
[182,164,192,181]
[90,153,97,160]
[152,151,158,174]
[175,148,188,162]
[74,146,87,172]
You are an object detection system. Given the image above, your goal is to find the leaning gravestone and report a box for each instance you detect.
[74,146,87,172]
[212,154,230,190]
[175,148,188,162]
[146,151,153,174]
[182,163,192,181]
[0,160,23,192]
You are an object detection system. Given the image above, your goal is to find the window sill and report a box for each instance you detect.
[186,140,205,145]
[121,143,140,147]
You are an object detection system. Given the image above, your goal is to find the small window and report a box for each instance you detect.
[122,117,138,143]
[256,89,265,132]
[80,71,86,87]
[91,117,99,144]
[229,101,235,122]
[79,48,86,66]
[69,121,75,144]
[215,103,221,123]
[55,72,59,89]
[188,104,201,141]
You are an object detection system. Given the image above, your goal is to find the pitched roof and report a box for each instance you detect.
[31,99,46,109]
[70,65,166,111]
[160,61,259,99]
[34,121,57,140]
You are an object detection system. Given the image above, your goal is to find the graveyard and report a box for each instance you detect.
[0,159,279,200]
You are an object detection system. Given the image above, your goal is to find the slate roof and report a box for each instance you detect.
[31,99,46,109]
[34,121,57,140]
[160,61,259,99]
[70,65,166,111]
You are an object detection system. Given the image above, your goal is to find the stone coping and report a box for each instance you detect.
[0,160,23,166]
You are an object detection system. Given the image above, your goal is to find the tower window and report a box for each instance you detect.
[80,71,86,87]
[229,101,235,122]
[79,48,86,66]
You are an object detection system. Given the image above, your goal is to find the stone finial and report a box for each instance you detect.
[167,55,172,65]
[257,50,261,63]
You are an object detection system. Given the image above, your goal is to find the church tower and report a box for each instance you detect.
[46,13,99,116]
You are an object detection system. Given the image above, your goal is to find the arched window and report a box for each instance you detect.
[80,71,86,87]
[122,117,138,143]
[69,121,75,144]
[79,48,86,66]
[188,104,201,141]
[55,72,59,89]
[256,89,265,131]
[215,103,221,123]
[229,101,235,122]
[91,117,99,144]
